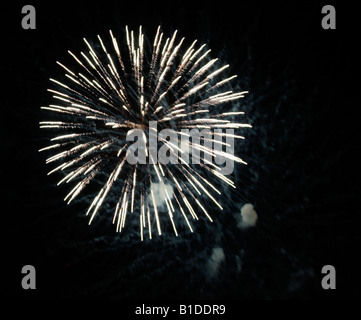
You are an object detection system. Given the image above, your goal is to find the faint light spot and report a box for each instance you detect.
[207,247,225,278]
[238,203,258,229]
[149,183,174,207]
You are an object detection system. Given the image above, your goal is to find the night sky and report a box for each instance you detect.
[2,0,360,304]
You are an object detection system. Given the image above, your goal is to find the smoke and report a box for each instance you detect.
[150,182,174,208]
[238,203,258,229]
[207,247,225,278]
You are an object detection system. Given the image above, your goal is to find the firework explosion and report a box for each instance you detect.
[39,26,250,240]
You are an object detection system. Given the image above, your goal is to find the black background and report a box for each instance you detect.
[1,0,360,303]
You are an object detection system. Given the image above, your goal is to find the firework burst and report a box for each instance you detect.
[39,26,251,240]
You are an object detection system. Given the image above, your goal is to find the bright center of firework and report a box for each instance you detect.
[39,25,251,240]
